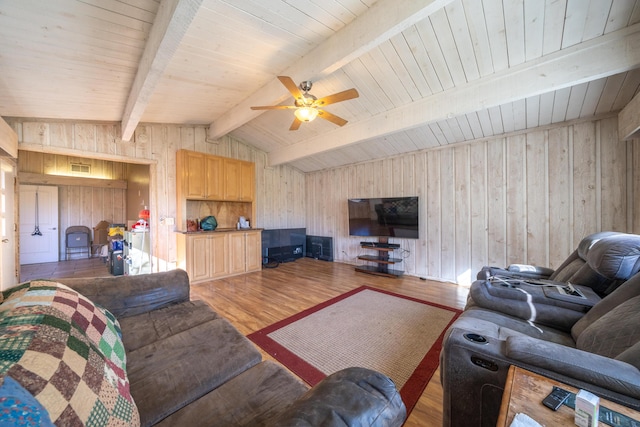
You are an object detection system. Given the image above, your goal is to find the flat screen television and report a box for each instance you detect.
[348,197,419,239]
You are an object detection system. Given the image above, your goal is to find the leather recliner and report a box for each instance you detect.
[466,233,640,331]
[477,231,623,296]
[441,270,640,427]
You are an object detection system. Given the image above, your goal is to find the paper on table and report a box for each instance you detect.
[510,413,543,427]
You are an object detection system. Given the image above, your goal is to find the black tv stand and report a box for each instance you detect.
[360,241,400,249]
[356,238,403,278]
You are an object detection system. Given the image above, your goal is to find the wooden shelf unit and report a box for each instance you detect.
[356,239,403,278]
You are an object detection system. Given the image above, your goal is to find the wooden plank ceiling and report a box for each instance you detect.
[1,0,639,172]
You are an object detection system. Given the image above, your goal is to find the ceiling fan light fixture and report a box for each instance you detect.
[294,106,318,122]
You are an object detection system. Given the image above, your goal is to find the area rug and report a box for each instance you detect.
[247,286,461,415]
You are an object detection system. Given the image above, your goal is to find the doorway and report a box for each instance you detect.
[1,159,17,289]
[19,185,59,264]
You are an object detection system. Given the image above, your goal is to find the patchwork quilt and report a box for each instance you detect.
[0,280,139,426]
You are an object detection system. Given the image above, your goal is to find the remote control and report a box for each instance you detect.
[542,386,571,411]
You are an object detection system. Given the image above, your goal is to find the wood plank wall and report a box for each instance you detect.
[305,115,638,285]
[9,120,306,270]
[10,115,636,285]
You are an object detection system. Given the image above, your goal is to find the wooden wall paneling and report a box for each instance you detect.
[254,153,265,228]
[548,126,572,267]
[74,123,96,152]
[134,125,151,159]
[401,154,416,274]
[91,187,104,230]
[525,130,548,266]
[486,138,506,267]
[96,124,117,155]
[118,129,137,159]
[426,150,441,278]
[13,117,634,285]
[22,122,49,146]
[454,145,471,284]
[506,134,526,264]
[304,171,315,234]
[325,169,337,236]
[412,153,428,277]
[572,121,598,240]
[180,126,196,151]
[261,165,275,228]
[59,186,70,259]
[338,167,350,261]
[599,117,627,231]
[439,148,456,281]
[194,127,209,154]
[149,126,167,271]
[470,142,487,280]
[165,127,179,268]
[42,151,56,174]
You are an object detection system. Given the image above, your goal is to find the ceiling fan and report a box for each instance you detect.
[251,76,359,130]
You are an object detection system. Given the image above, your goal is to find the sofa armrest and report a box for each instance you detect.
[506,335,640,398]
[57,269,191,319]
[265,367,406,427]
[477,265,554,281]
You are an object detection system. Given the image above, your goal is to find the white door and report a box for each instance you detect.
[0,160,17,290]
[19,185,59,265]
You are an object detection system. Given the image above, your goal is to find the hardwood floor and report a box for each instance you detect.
[21,257,470,426]
[191,258,469,427]
[20,257,110,282]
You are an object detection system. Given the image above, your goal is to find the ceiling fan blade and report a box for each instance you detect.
[251,105,297,110]
[314,88,359,107]
[278,76,304,101]
[289,117,302,131]
[317,110,348,127]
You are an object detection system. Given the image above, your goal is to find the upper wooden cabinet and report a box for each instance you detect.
[206,155,224,200]
[223,158,255,202]
[177,150,253,202]
[179,150,207,199]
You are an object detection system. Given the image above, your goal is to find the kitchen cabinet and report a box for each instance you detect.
[177,230,261,284]
[180,150,206,199]
[228,230,261,275]
[223,158,254,202]
[177,150,224,200]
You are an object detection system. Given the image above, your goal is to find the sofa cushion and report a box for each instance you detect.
[576,295,640,359]
[0,280,139,426]
[118,300,220,352]
[126,314,262,426]
[155,361,309,427]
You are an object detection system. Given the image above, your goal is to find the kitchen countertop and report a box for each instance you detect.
[175,228,262,234]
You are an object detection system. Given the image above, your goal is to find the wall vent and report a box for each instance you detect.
[70,163,91,174]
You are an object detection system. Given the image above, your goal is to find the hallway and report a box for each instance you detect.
[20,257,111,282]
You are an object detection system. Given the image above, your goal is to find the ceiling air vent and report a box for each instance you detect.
[70,163,91,174]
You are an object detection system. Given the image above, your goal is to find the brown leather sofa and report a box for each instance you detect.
[59,270,407,426]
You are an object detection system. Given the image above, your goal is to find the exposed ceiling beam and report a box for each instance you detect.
[0,116,18,158]
[120,0,203,142]
[207,0,454,141]
[268,23,640,166]
[619,90,640,140]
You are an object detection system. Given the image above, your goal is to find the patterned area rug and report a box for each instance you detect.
[247,286,461,415]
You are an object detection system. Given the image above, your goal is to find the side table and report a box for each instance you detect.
[497,365,640,426]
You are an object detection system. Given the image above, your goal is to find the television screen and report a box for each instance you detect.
[348,197,419,239]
